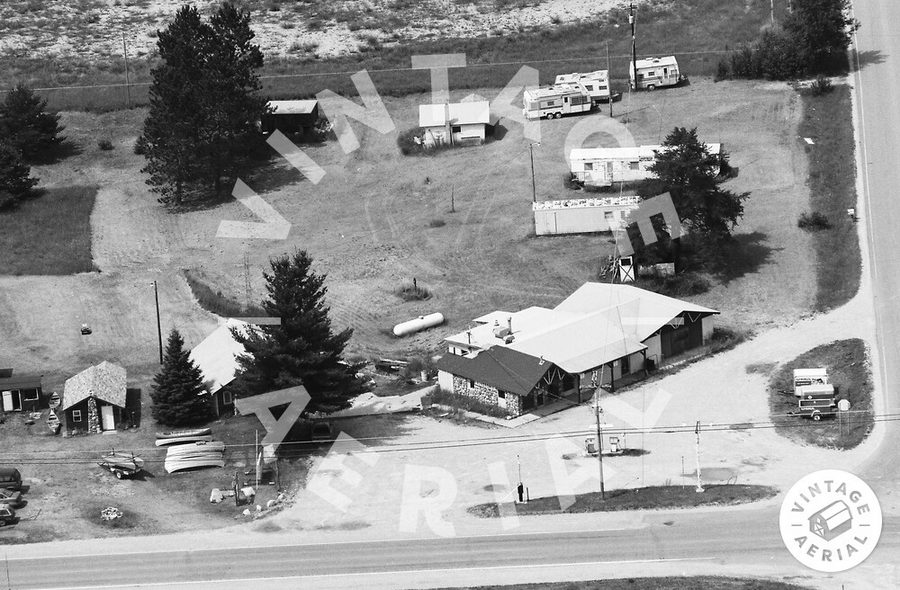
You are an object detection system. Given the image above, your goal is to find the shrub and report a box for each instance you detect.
[395,280,432,301]
[428,218,446,228]
[714,59,729,82]
[563,172,581,190]
[429,389,510,420]
[134,135,148,155]
[798,211,832,231]
[810,74,834,96]
[708,326,750,355]
[98,138,114,151]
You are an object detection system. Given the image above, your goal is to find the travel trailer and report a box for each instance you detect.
[523,83,593,120]
[630,56,684,90]
[553,70,614,105]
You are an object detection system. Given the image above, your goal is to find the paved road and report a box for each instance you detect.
[4,511,898,589]
[854,0,900,494]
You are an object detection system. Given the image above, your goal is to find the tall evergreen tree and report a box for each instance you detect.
[232,249,364,413]
[151,328,210,426]
[200,3,266,196]
[140,2,266,204]
[0,143,38,209]
[141,5,209,205]
[0,84,65,160]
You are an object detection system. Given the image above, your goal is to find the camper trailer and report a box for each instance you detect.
[523,84,592,120]
[554,70,613,105]
[630,56,684,91]
[793,368,829,393]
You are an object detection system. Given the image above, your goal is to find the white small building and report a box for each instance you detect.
[570,143,723,187]
[418,101,491,147]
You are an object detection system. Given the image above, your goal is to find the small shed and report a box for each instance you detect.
[62,361,127,433]
[0,369,44,413]
[189,319,252,417]
[261,100,320,135]
[418,101,492,147]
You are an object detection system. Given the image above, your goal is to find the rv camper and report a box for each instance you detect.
[630,56,684,91]
[554,70,613,105]
[523,83,593,120]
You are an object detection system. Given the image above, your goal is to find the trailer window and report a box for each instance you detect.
[629,161,639,170]
[585,85,594,91]
[647,71,656,77]
[451,126,461,133]
[584,162,594,170]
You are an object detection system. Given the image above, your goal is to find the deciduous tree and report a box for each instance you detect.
[232,249,364,413]
[784,0,859,73]
[151,328,210,426]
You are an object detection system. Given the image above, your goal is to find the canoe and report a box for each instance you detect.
[156,427,212,439]
[154,435,213,447]
[164,456,226,474]
[100,453,145,471]
[164,441,226,456]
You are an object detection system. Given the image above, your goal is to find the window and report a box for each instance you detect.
[647,70,656,77]
[21,388,39,401]
[629,161,639,170]
[604,211,614,220]
[621,355,631,374]
[451,125,461,133]
[498,391,506,399]
[222,389,233,405]
[469,379,475,388]
[72,410,82,422]
[585,85,594,91]
[584,162,594,171]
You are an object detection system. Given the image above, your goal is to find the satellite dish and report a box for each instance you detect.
[838,399,851,412]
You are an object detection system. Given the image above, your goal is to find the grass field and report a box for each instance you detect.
[1,0,784,111]
[767,339,874,449]
[0,186,96,275]
[468,484,778,517]
[426,578,812,590]
[797,85,861,311]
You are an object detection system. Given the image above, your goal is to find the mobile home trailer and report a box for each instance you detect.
[523,84,592,120]
[630,56,684,91]
[570,143,723,187]
[554,70,613,105]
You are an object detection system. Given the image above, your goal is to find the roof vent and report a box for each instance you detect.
[539,356,545,365]
[504,335,515,344]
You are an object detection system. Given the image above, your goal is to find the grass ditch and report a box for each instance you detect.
[468,484,778,517]
[4,0,773,111]
[425,578,813,590]
[768,339,873,449]
[798,85,860,311]
[0,185,96,275]
[182,269,266,318]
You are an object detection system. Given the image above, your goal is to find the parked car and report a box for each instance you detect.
[0,488,22,507]
[0,505,16,527]
[0,467,22,491]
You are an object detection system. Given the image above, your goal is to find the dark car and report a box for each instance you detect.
[0,468,21,491]
[0,505,15,527]
[0,488,22,507]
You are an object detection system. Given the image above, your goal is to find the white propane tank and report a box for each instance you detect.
[393,312,445,337]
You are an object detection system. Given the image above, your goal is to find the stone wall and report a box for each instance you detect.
[451,375,524,417]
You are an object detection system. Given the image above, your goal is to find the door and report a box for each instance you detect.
[101,405,115,430]
[1,391,12,412]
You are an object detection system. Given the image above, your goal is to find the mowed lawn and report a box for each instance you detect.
[0,186,96,275]
[428,577,812,590]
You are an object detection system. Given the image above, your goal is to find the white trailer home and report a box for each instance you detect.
[630,56,684,91]
[570,143,723,187]
[418,101,492,147]
[554,70,611,105]
[533,196,640,236]
[523,83,592,120]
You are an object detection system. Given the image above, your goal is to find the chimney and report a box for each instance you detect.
[539,355,545,365]
[466,330,472,345]
[507,316,512,334]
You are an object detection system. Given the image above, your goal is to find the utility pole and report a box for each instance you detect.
[594,387,606,500]
[694,421,704,493]
[630,2,637,92]
[770,0,775,24]
[153,280,163,364]
[529,142,538,202]
[606,40,613,117]
[122,32,131,109]
[450,185,455,213]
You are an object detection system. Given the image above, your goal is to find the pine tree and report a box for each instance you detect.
[151,328,210,426]
[140,5,209,205]
[199,2,266,196]
[0,84,65,161]
[140,3,266,204]
[232,249,364,413]
[0,142,39,209]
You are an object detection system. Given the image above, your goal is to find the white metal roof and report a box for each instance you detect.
[634,56,679,70]
[418,101,491,128]
[188,319,252,394]
[554,70,609,84]
[523,83,586,101]
[267,100,318,115]
[570,143,722,162]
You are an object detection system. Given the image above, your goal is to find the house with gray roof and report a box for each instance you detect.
[62,361,127,434]
[437,283,718,417]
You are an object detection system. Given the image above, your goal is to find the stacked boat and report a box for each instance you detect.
[156,428,226,474]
